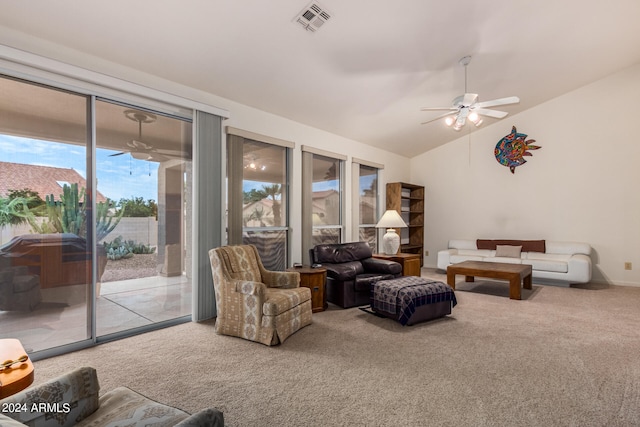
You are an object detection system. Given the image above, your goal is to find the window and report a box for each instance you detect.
[311,154,343,246]
[227,129,292,270]
[358,164,379,250]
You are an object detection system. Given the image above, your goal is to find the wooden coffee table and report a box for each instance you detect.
[0,338,34,398]
[447,261,532,300]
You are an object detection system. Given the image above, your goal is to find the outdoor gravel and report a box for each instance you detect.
[100,253,158,282]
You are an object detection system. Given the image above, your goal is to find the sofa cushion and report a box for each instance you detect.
[457,249,493,257]
[12,275,40,293]
[0,413,24,427]
[523,259,568,273]
[175,408,225,427]
[484,257,523,264]
[545,241,591,256]
[448,239,477,250]
[354,273,395,291]
[262,287,310,316]
[495,245,522,258]
[477,239,546,253]
[312,241,372,264]
[360,258,402,275]
[76,387,190,427]
[525,252,571,262]
[0,366,100,427]
[0,268,15,283]
[324,261,364,281]
[450,254,485,264]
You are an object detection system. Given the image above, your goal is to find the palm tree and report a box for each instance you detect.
[0,196,32,228]
[261,184,282,226]
[250,206,268,227]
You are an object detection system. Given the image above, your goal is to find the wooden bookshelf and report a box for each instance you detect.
[386,182,424,266]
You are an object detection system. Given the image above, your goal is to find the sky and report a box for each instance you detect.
[0,135,159,202]
[2,135,368,201]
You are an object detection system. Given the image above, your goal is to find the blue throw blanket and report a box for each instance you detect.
[372,277,457,326]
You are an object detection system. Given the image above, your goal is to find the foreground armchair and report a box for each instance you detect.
[209,245,312,346]
[0,367,223,426]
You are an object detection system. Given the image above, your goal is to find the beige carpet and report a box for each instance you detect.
[33,271,640,426]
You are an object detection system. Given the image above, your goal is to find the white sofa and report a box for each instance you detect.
[437,239,592,284]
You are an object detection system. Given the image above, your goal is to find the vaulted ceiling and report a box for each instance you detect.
[1,1,639,158]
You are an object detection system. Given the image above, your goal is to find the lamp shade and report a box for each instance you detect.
[376,210,408,255]
[376,210,407,229]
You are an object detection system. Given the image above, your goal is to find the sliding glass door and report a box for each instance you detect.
[0,75,193,356]
[0,76,92,353]
[95,100,193,338]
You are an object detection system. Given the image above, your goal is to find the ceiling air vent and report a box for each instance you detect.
[294,2,332,32]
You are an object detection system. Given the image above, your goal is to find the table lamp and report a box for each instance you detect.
[376,209,408,255]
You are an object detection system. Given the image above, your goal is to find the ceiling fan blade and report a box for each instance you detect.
[420,106,458,111]
[475,96,520,108]
[474,108,509,119]
[155,148,191,157]
[421,111,457,125]
[109,151,127,157]
[461,93,478,106]
[127,139,153,151]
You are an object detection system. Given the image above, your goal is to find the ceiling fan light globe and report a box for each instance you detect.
[468,111,479,123]
[444,116,454,126]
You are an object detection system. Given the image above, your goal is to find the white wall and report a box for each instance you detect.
[0,31,412,266]
[411,63,640,286]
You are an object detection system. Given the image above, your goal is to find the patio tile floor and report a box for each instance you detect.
[0,275,191,353]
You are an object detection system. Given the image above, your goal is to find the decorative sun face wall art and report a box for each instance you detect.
[494,126,541,174]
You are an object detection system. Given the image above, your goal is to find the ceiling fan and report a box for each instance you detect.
[421,56,520,130]
[110,109,188,162]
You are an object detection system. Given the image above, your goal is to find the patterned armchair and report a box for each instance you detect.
[209,245,312,346]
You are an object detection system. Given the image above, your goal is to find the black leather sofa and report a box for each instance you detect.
[309,241,402,308]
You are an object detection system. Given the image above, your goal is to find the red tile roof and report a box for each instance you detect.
[0,161,107,203]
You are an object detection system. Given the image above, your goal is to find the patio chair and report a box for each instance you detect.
[0,266,41,311]
[208,244,312,345]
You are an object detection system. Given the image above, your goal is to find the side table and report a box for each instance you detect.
[0,338,34,398]
[287,266,327,312]
[372,253,422,276]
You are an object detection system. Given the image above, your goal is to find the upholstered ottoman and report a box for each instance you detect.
[370,277,457,325]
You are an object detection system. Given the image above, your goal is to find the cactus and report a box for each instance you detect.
[59,183,86,236]
[128,240,156,254]
[103,235,155,261]
[30,183,122,242]
[96,199,124,242]
[34,183,86,235]
[106,245,134,260]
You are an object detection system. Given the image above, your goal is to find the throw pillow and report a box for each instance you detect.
[495,245,522,258]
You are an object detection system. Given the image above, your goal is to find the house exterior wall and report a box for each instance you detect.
[1,217,158,247]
